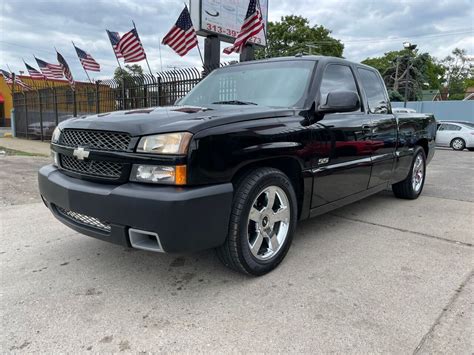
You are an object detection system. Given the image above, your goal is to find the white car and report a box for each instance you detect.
[392,107,417,113]
[436,121,474,151]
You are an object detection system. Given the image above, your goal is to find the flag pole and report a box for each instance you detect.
[196,41,205,67]
[107,30,123,70]
[132,20,154,75]
[72,41,93,84]
[6,64,23,93]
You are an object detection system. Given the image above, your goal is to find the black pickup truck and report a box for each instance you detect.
[39,56,436,275]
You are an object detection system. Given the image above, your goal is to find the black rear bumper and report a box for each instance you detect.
[38,165,233,253]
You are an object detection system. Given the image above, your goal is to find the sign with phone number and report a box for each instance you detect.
[191,0,268,46]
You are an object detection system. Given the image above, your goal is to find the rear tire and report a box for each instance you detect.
[451,138,466,151]
[392,146,426,199]
[216,168,297,276]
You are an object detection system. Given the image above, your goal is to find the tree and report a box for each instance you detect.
[255,15,344,59]
[113,64,144,82]
[441,48,473,100]
[362,50,445,101]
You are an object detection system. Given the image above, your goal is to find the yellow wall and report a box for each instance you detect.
[0,76,13,119]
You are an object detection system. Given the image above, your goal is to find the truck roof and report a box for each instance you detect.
[225,55,375,71]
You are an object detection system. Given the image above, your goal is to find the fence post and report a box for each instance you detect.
[122,78,126,110]
[53,87,59,126]
[96,81,100,114]
[157,77,162,106]
[38,90,44,141]
[24,93,29,139]
[73,89,77,117]
[10,108,15,137]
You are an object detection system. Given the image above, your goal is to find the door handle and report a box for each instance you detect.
[362,124,372,133]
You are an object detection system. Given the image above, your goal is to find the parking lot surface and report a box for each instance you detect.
[1,149,472,353]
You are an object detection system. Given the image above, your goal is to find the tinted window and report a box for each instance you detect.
[446,124,462,131]
[320,65,358,106]
[358,68,388,113]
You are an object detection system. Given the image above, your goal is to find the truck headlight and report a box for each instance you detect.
[136,132,192,155]
[130,164,187,185]
[51,126,61,143]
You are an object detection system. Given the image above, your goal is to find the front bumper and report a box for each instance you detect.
[38,165,233,253]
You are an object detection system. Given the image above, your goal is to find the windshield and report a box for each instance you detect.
[179,60,315,108]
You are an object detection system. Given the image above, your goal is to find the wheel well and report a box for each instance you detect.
[416,138,429,157]
[232,158,304,218]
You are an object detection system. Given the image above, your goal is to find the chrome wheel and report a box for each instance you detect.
[412,154,424,193]
[247,186,290,260]
[452,138,464,150]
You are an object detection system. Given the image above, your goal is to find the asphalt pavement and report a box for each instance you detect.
[1,148,472,353]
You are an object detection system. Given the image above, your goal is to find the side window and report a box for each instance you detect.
[438,124,447,131]
[320,64,358,107]
[358,68,388,114]
[445,124,461,131]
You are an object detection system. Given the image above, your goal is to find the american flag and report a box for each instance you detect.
[1,69,32,90]
[106,30,124,58]
[35,57,64,79]
[162,6,198,57]
[25,62,45,79]
[74,45,100,72]
[57,51,75,89]
[223,0,264,54]
[116,28,147,63]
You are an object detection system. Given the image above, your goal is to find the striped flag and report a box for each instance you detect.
[74,45,100,72]
[1,69,32,90]
[116,28,147,63]
[35,57,63,79]
[57,51,75,89]
[24,62,45,79]
[162,6,198,57]
[106,30,124,58]
[223,0,264,54]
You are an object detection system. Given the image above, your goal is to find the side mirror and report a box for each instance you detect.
[318,90,360,115]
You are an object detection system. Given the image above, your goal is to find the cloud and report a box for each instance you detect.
[1,0,472,81]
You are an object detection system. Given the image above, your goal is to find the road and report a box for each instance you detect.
[1,148,472,353]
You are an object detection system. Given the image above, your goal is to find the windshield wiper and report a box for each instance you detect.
[211,100,258,106]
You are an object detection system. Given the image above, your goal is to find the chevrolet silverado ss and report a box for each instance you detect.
[39,56,437,275]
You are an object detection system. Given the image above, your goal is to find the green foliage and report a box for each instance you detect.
[114,65,144,82]
[362,50,445,101]
[255,15,344,59]
[388,89,404,102]
[442,48,473,100]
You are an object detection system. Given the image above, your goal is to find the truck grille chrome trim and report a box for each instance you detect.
[56,206,111,233]
[59,129,131,152]
[60,154,123,179]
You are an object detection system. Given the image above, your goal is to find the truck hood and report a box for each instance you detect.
[60,105,296,136]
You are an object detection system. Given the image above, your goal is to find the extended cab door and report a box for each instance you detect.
[311,63,372,207]
[356,67,397,188]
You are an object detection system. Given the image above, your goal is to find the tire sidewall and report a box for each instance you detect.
[236,170,297,275]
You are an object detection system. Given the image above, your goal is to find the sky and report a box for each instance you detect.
[1,0,473,82]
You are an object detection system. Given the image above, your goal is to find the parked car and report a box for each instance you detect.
[392,107,417,113]
[39,56,437,275]
[436,121,474,151]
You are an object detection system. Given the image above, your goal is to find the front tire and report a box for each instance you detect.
[451,138,466,151]
[392,146,426,199]
[216,168,297,276]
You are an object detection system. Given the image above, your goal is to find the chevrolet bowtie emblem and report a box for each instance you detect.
[73,147,90,160]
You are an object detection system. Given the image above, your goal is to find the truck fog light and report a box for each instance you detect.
[51,151,59,167]
[130,164,186,185]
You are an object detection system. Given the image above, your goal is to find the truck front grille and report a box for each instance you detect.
[60,154,123,179]
[56,206,111,233]
[59,129,131,152]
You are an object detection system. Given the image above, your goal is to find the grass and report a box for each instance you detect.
[0,146,49,157]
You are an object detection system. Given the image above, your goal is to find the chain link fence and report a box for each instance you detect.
[12,64,228,140]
